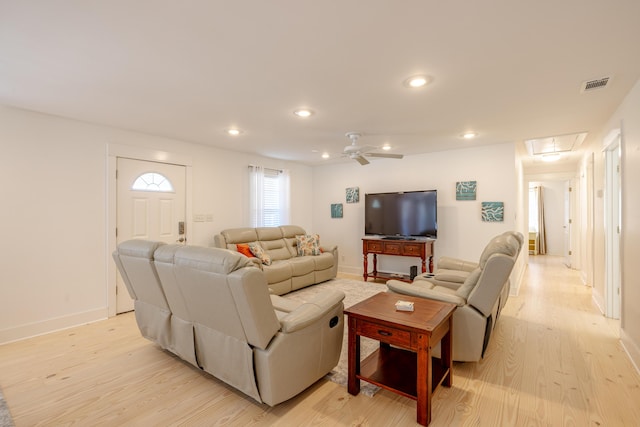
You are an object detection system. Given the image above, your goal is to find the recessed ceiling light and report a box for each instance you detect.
[294,109,314,118]
[403,75,431,89]
[462,132,477,139]
[382,144,391,151]
[321,152,330,159]
[227,128,242,136]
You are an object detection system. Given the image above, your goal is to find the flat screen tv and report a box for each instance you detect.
[364,190,437,239]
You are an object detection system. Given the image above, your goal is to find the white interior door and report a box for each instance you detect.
[563,181,572,267]
[116,158,186,313]
[605,137,622,319]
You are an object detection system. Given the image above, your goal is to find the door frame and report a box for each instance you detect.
[107,144,193,317]
[603,129,622,319]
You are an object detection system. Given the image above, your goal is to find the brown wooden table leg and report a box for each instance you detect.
[442,317,453,387]
[347,316,361,395]
[416,333,432,426]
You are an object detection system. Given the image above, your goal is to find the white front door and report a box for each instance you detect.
[116,158,186,313]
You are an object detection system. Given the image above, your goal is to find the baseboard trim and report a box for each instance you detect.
[621,329,640,375]
[0,308,108,345]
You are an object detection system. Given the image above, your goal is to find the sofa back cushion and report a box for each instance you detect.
[172,246,280,350]
[478,234,519,268]
[467,253,515,317]
[113,239,169,309]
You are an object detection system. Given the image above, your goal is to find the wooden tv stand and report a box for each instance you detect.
[362,237,434,283]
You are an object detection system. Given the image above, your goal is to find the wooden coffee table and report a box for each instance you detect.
[345,292,456,426]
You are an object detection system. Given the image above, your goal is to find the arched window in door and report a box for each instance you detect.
[131,172,174,192]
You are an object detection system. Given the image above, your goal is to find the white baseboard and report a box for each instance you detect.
[621,329,640,375]
[338,265,362,276]
[0,308,108,345]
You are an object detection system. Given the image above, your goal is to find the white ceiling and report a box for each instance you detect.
[1,1,639,171]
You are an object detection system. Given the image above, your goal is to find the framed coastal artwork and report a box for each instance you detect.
[346,187,360,203]
[331,203,343,218]
[456,181,477,200]
[481,201,504,222]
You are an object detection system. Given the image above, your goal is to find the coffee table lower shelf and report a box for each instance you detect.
[358,345,449,399]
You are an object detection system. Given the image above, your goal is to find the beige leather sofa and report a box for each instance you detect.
[214,225,338,295]
[387,231,523,362]
[113,240,345,406]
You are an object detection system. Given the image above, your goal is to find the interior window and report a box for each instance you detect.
[131,172,174,192]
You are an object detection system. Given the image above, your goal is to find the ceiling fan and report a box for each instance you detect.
[342,132,404,165]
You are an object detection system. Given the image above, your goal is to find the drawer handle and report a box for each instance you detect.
[378,330,392,336]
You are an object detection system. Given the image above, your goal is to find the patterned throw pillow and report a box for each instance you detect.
[236,243,254,258]
[248,242,272,265]
[296,234,321,256]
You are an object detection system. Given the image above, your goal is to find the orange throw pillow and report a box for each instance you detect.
[236,243,254,258]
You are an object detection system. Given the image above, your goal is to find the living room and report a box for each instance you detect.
[1,2,640,425]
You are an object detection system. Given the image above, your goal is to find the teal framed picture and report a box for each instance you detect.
[481,201,504,222]
[456,181,477,200]
[331,203,343,218]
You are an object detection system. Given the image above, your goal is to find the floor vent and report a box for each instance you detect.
[580,76,611,93]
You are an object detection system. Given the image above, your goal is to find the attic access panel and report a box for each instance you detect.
[524,132,588,156]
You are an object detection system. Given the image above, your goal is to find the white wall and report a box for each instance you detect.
[590,78,640,369]
[311,143,520,277]
[0,106,313,344]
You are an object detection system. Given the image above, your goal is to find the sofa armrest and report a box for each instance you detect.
[320,245,337,255]
[279,290,345,333]
[437,256,478,272]
[386,279,466,307]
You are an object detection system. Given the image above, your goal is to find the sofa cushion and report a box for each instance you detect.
[296,234,321,256]
[434,268,469,284]
[260,238,292,261]
[262,260,292,284]
[249,243,272,265]
[313,252,335,270]
[455,268,482,299]
[288,256,315,276]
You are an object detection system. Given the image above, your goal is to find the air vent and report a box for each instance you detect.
[580,76,611,93]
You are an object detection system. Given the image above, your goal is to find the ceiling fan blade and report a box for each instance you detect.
[354,155,370,165]
[365,152,404,159]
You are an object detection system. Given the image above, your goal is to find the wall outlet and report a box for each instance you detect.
[194,214,206,222]
[205,214,213,222]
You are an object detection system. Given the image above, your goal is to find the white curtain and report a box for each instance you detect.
[249,165,289,227]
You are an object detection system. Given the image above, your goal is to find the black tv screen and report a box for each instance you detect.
[364,190,437,239]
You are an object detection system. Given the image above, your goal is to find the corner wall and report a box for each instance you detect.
[0,106,313,344]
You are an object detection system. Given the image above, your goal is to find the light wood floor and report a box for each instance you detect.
[1,256,639,426]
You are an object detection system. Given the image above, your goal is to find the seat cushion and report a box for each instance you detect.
[262,261,292,283]
[289,256,315,276]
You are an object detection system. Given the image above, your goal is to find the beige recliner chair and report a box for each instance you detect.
[415,231,524,290]
[387,232,523,362]
[113,240,345,406]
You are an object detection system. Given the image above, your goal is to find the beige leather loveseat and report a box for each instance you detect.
[113,239,345,406]
[387,231,523,362]
[214,225,338,295]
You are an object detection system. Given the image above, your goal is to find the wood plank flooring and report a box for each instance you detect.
[1,256,639,426]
